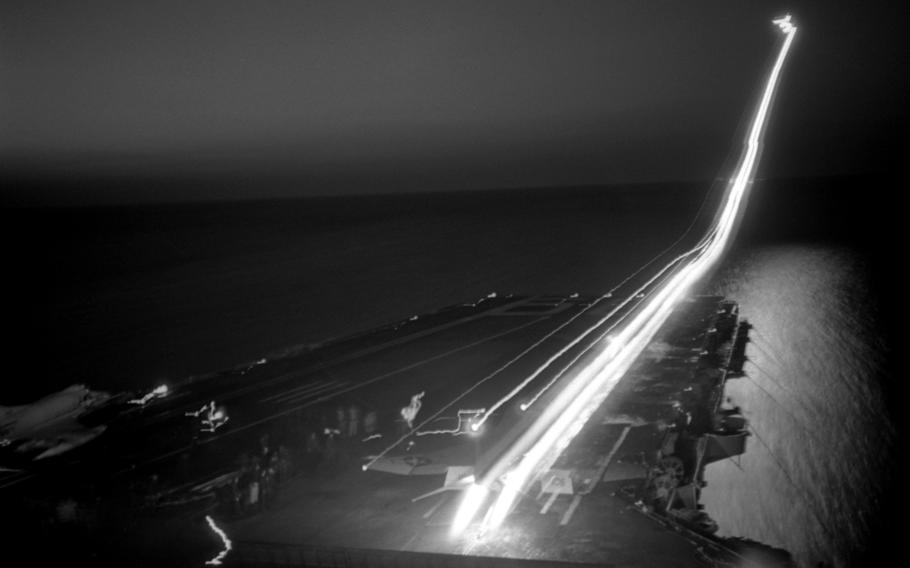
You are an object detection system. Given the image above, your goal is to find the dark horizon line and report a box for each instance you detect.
[0,172,875,209]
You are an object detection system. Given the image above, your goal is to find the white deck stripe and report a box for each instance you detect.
[274,382,349,405]
[259,380,330,402]
[559,425,632,526]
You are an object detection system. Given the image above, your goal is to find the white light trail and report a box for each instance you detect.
[472,225,725,429]
[204,515,232,565]
[240,358,268,375]
[483,244,709,422]
[451,482,490,535]
[365,188,715,467]
[128,384,169,405]
[472,217,726,430]
[186,401,230,433]
[519,227,723,413]
[452,16,797,535]
[416,409,485,437]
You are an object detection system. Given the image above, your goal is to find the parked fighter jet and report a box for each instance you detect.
[0,384,113,460]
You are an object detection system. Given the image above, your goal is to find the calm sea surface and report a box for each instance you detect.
[2,185,703,400]
[703,245,895,567]
[1,178,900,565]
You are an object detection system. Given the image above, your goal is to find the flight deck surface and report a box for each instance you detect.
[2,292,757,566]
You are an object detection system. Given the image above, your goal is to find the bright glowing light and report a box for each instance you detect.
[452,17,797,536]
[240,358,268,375]
[450,483,489,537]
[128,383,169,405]
[773,14,795,33]
[186,401,230,433]
[204,515,232,565]
[520,314,641,413]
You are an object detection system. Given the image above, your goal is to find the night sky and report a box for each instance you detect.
[1,1,907,204]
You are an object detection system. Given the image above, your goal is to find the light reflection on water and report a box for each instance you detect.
[702,245,894,567]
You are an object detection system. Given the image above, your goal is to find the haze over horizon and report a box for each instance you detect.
[2,1,907,204]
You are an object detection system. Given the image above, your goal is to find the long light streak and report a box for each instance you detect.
[127,384,169,405]
[519,222,727,413]
[472,233,713,430]
[186,401,230,433]
[452,16,797,536]
[364,194,715,467]
[416,409,485,437]
[204,515,233,565]
[472,154,726,424]
[451,482,490,535]
[363,195,714,468]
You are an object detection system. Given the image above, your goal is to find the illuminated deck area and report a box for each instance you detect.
[2,293,762,565]
[220,294,752,566]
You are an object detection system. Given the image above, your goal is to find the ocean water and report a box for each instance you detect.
[703,245,895,567]
[1,177,900,565]
[1,184,703,401]
[699,175,902,566]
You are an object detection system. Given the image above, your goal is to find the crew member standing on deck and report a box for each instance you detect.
[336,406,348,438]
[363,408,378,438]
[347,403,360,438]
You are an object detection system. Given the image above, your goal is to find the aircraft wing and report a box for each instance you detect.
[14,424,108,460]
[1,384,116,462]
